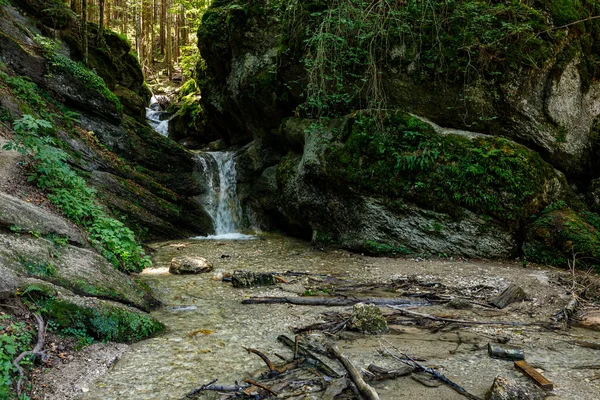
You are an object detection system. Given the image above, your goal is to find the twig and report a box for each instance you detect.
[185,379,248,398]
[380,339,482,400]
[244,296,426,307]
[326,341,380,400]
[243,379,279,396]
[13,313,47,396]
[388,306,553,328]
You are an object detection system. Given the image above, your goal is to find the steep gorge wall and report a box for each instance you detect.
[197,0,600,266]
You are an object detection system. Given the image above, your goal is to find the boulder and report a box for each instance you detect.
[577,310,600,331]
[487,376,546,400]
[349,303,388,334]
[0,192,84,245]
[0,233,159,311]
[169,256,213,274]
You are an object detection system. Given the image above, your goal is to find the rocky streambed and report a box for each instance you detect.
[61,234,600,400]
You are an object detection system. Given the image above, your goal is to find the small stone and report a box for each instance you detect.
[169,256,213,274]
[231,270,275,287]
[488,376,546,400]
[349,303,388,334]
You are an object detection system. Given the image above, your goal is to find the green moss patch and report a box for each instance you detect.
[324,111,553,228]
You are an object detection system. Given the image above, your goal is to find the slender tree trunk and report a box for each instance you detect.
[166,0,172,79]
[97,0,105,45]
[160,0,166,56]
[82,0,88,65]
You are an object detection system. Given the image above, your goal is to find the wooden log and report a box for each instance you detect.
[488,284,527,309]
[243,296,423,307]
[326,342,380,400]
[573,340,600,350]
[365,364,414,381]
[514,360,553,390]
[487,343,525,361]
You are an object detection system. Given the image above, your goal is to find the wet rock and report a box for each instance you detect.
[0,192,84,245]
[488,376,546,400]
[349,303,388,334]
[169,256,213,274]
[231,270,275,287]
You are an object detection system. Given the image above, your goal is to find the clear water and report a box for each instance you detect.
[146,96,170,137]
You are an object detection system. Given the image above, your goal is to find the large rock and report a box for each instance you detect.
[0,233,159,311]
[0,192,84,245]
[169,256,213,274]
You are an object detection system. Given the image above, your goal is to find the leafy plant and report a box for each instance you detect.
[0,315,34,399]
[3,115,150,272]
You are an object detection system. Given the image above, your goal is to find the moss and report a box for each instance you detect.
[21,286,163,342]
[363,240,412,257]
[525,205,600,270]
[324,111,553,229]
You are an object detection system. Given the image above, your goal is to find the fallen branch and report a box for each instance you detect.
[13,313,47,396]
[243,379,279,396]
[245,347,277,372]
[326,342,380,400]
[277,335,340,378]
[381,339,483,400]
[244,296,425,307]
[388,306,553,328]
[364,364,414,381]
[185,379,248,398]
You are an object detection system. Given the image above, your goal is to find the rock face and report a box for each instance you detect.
[196,0,600,265]
[169,256,213,274]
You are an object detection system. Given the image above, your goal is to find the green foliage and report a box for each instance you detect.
[2,115,150,272]
[0,70,47,112]
[525,205,600,270]
[34,36,122,113]
[0,315,34,399]
[20,258,57,277]
[326,111,552,227]
[364,240,411,257]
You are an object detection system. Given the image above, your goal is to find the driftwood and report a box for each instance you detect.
[364,364,414,381]
[245,347,277,372]
[388,306,554,328]
[381,339,483,400]
[244,296,424,307]
[572,340,600,350]
[326,342,380,400]
[185,379,248,397]
[488,284,526,309]
[13,313,48,396]
[277,335,340,378]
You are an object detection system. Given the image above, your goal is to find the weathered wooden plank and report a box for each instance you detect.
[514,360,553,390]
[488,343,525,360]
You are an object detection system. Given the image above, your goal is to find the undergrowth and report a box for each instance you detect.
[3,115,150,272]
[0,314,34,399]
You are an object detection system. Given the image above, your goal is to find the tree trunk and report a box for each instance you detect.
[82,0,88,65]
[97,0,105,45]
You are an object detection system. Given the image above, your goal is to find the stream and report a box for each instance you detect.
[79,237,600,400]
[74,98,600,399]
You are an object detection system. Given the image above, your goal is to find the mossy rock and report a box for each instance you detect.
[524,205,600,270]
[20,280,163,343]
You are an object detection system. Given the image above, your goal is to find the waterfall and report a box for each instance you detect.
[146,96,171,137]
[193,152,253,240]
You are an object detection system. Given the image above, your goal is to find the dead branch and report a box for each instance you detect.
[277,335,340,378]
[364,364,414,381]
[243,296,425,307]
[380,339,482,400]
[13,313,48,396]
[243,379,278,396]
[185,379,248,398]
[326,342,380,400]
[388,306,554,328]
[245,347,277,371]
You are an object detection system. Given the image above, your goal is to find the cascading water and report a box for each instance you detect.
[146,95,171,137]
[192,152,253,240]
